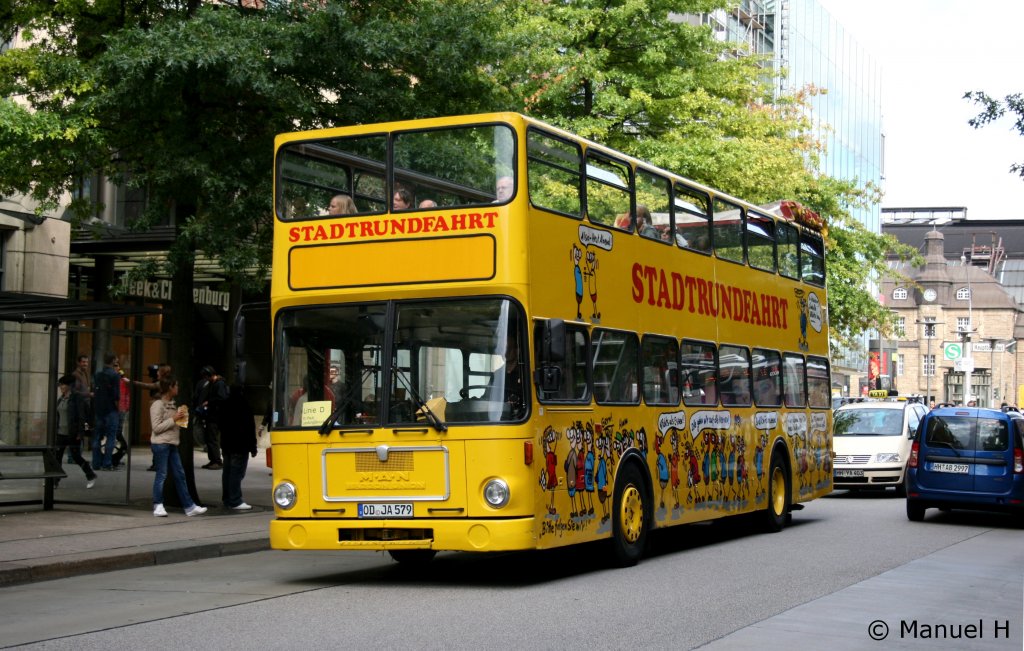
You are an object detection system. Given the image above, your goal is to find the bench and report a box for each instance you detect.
[0,446,67,510]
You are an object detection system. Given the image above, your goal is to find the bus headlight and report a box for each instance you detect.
[274,481,297,510]
[483,478,510,508]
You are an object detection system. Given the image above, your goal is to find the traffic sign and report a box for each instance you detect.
[944,343,962,360]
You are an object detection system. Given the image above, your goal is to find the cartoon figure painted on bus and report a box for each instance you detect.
[571,243,584,320]
[684,439,702,505]
[636,426,648,460]
[585,248,600,321]
[656,430,669,510]
[581,423,596,517]
[725,434,737,501]
[669,431,682,512]
[540,426,559,518]
[564,422,582,517]
[795,288,809,352]
[595,422,612,525]
[735,437,749,501]
[754,433,767,502]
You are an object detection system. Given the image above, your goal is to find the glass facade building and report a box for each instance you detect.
[699,0,884,389]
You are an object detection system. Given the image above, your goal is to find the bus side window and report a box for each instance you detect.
[641,334,678,405]
[674,182,711,253]
[592,328,639,404]
[535,321,589,403]
[783,353,806,407]
[752,348,782,407]
[681,340,717,407]
[777,221,800,280]
[719,345,752,407]
[585,152,631,229]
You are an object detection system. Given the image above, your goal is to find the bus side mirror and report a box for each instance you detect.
[234,313,247,383]
[540,318,565,363]
[235,312,247,357]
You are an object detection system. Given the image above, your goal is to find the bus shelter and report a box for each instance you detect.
[0,292,164,509]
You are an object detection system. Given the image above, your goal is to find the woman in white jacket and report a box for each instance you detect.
[150,376,207,517]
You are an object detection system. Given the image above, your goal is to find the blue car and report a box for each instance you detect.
[905,407,1024,521]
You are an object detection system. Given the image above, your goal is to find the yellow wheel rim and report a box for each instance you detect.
[619,485,644,543]
[770,466,786,516]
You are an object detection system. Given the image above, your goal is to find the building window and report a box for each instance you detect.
[892,287,908,300]
[895,316,905,337]
[956,287,971,300]
[923,318,936,339]
[923,354,935,377]
[896,353,904,376]
[956,317,971,333]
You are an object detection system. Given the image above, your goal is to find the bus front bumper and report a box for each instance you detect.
[270,516,537,553]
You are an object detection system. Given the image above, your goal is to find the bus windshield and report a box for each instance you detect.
[275,298,527,428]
[277,123,516,218]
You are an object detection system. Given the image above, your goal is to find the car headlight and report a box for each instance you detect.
[876,453,901,464]
[274,481,297,510]
[483,478,510,508]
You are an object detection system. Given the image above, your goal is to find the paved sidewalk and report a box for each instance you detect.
[0,446,273,587]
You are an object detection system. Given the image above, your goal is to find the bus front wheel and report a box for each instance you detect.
[761,452,790,533]
[611,462,649,567]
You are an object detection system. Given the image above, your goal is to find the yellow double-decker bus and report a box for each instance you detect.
[268,112,832,566]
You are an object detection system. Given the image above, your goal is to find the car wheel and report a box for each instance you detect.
[611,462,649,567]
[906,499,925,522]
[761,451,790,532]
[894,482,907,498]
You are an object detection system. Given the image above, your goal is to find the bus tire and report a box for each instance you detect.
[611,462,649,567]
[388,549,437,566]
[761,451,790,533]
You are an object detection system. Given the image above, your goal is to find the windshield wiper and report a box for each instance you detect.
[392,367,447,433]
[318,380,364,435]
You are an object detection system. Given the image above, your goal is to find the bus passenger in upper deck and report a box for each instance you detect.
[393,188,413,211]
[418,199,437,209]
[636,205,660,239]
[495,176,514,203]
[328,194,356,215]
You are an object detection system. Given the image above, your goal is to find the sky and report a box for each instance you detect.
[816,0,1024,220]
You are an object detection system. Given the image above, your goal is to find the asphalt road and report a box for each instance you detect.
[2,489,1022,650]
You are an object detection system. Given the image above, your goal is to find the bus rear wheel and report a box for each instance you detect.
[388,549,437,566]
[761,452,790,532]
[611,462,648,567]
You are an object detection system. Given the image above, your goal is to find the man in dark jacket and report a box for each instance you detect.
[194,365,227,469]
[220,384,258,510]
[91,353,121,471]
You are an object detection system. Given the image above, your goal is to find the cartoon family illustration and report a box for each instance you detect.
[538,411,831,539]
[542,230,830,540]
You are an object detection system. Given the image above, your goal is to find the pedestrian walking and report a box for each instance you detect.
[91,353,121,471]
[54,375,96,489]
[150,375,207,517]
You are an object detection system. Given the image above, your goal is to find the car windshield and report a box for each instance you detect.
[273,297,527,429]
[833,408,904,436]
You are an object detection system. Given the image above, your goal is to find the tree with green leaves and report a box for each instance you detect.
[0,0,508,393]
[492,0,918,351]
[966,90,1024,179]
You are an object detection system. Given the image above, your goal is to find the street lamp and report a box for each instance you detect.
[961,255,974,405]
[916,318,941,404]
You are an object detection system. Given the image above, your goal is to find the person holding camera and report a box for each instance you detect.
[193,365,228,470]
